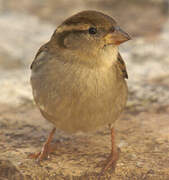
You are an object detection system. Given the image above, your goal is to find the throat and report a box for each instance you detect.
[79,45,118,69]
[62,45,118,69]
[99,45,118,67]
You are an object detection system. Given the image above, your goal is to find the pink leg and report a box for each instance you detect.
[29,127,56,161]
[100,127,120,176]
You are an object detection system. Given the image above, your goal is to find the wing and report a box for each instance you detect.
[117,53,128,79]
[30,43,49,70]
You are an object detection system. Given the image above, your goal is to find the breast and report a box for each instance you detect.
[31,60,128,133]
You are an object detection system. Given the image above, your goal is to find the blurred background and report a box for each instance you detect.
[0,0,169,109]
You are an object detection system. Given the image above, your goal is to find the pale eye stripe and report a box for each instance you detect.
[56,24,90,33]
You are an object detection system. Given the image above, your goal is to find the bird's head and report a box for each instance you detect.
[51,10,131,67]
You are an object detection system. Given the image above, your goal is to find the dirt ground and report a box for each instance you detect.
[0,104,169,180]
[0,0,169,179]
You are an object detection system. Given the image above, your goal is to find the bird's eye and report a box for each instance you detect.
[88,27,97,34]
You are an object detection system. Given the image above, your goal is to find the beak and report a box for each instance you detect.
[104,26,131,45]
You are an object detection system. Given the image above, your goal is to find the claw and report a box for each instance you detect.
[28,127,56,161]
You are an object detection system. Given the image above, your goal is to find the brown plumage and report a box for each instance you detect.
[117,53,128,79]
[30,10,131,174]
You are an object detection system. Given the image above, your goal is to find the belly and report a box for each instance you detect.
[31,66,128,133]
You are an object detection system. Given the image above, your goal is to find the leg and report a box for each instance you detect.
[100,127,120,176]
[29,127,56,161]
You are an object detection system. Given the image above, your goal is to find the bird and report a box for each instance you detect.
[29,10,131,175]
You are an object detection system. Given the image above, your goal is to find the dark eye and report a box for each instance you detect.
[88,27,97,34]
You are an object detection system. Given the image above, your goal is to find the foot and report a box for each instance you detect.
[99,147,120,176]
[99,127,119,177]
[28,127,56,161]
[28,142,53,161]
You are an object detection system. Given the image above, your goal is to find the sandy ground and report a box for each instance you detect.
[0,0,169,179]
[0,104,169,179]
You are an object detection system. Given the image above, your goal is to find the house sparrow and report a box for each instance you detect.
[30,10,130,175]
